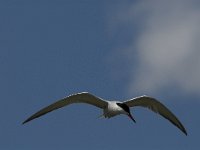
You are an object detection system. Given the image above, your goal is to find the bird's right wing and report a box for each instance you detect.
[23,92,107,124]
[124,96,187,135]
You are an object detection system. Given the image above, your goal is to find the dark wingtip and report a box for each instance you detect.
[22,118,32,125]
[22,120,28,125]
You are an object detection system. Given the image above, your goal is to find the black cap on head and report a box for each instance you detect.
[116,103,131,114]
[117,103,136,123]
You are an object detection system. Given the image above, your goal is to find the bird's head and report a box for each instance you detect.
[117,103,136,123]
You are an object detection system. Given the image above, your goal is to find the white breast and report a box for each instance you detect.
[103,101,126,118]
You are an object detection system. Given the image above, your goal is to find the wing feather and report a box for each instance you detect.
[23,92,107,124]
[124,96,187,135]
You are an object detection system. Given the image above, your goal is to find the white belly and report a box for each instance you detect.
[103,101,125,118]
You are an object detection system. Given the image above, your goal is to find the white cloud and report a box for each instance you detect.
[110,0,200,96]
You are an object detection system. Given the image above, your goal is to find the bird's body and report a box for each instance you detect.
[104,101,125,118]
[23,92,187,135]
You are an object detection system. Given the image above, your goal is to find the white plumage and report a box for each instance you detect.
[23,92,187,135]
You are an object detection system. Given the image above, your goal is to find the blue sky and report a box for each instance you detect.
[0,0,199,149]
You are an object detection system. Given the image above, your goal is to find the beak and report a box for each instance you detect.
[128,113,136,123]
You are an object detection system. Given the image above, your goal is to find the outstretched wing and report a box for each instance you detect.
[23,92,108,124]
[123,96,187,135]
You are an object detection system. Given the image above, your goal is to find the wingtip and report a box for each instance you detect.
[22,118,31,125]
[22,120,28,125]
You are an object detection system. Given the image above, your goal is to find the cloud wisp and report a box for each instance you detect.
[110,0,200,96]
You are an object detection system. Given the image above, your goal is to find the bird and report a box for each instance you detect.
[22,92,187,135]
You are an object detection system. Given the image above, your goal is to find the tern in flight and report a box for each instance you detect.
[23,92,187,135]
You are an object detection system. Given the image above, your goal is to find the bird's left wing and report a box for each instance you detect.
[23,92,107,124]
[123,96,187,135]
